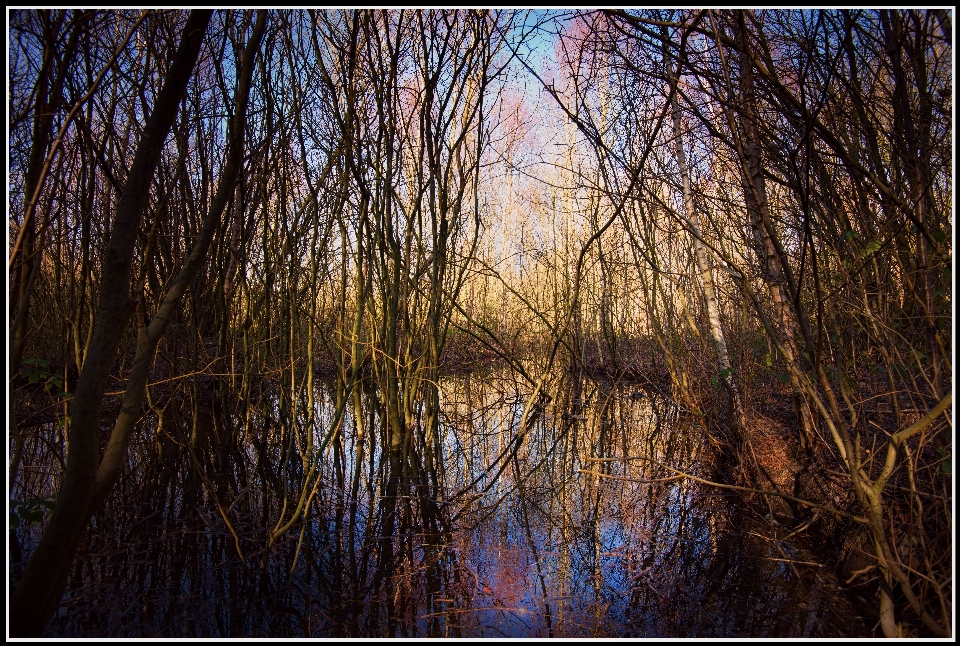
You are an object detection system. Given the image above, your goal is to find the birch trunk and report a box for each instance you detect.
[663,34,746,440]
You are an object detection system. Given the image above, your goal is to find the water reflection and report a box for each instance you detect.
[11,369,869,637]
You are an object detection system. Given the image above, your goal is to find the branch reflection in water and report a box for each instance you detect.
[14,368,869,637]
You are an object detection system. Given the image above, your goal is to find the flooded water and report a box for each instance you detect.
[11,369,872,637]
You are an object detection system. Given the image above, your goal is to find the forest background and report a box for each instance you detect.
[7,8,953,638]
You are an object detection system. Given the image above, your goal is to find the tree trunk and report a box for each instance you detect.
[9,11,212,636]
[733,12,818,452]
[663,29,746,445]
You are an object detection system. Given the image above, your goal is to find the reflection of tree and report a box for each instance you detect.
[8,8,949,638]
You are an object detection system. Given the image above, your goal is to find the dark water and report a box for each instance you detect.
[11,370,871,637]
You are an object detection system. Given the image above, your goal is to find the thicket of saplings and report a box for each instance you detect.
[9,9,951,638]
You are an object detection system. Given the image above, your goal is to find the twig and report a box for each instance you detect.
[757,556,824,568]
[578,469,683,484]
[583,456,869,524]
[845,564,876,584]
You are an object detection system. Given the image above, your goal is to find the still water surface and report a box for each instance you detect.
[14,370,869,637]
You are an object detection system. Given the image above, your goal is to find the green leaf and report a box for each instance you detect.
[9,496,57,526]
[860,239,883,258]
[840,229,858,242]
[22,508,44,523]
[764,353,773,367]
[936,448,951,476]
